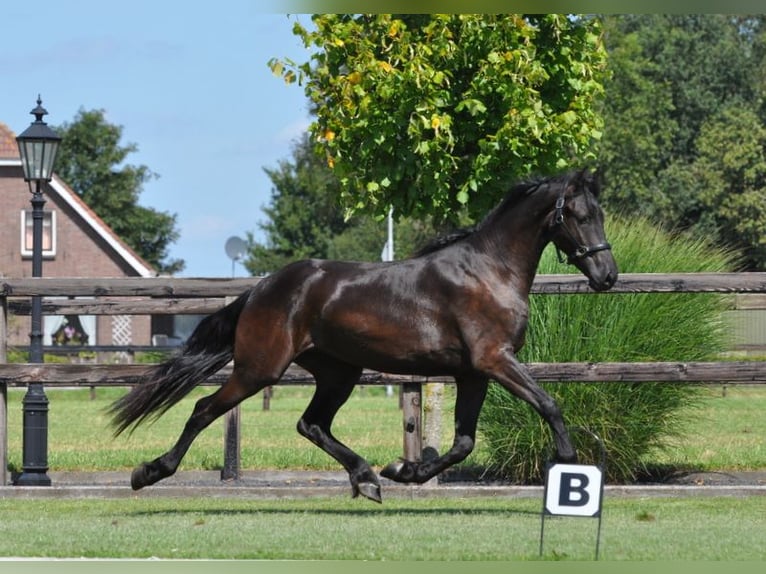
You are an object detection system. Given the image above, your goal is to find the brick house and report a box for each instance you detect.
[0,121,156,350]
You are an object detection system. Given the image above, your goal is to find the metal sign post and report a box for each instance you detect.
[539,427,606,560]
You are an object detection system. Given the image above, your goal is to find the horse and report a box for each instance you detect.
[110,168,618,503]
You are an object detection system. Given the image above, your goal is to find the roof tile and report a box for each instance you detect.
[0,122,19,159]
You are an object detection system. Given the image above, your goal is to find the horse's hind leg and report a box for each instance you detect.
[131,365,274,490]
[294,350,381,503]
[381,376,488,484]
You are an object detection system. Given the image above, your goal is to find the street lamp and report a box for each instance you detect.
[14,96,61,486]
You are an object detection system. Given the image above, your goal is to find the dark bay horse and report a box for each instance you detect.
[110,168,617,503]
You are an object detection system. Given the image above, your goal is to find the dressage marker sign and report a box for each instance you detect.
[545,463,603,516]
[539,463,605,559]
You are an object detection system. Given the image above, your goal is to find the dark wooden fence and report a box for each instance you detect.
[2,273,766,486]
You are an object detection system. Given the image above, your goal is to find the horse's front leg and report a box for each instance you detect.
[479,348,577,464]
[381,377,489,484]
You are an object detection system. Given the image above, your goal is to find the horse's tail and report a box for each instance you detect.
[110,290,251,436]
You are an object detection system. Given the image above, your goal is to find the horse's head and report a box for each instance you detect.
[547,170,618,292]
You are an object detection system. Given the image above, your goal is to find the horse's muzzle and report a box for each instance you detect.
[589,270,617,292]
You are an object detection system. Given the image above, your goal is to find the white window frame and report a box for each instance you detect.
[20,209,57,258]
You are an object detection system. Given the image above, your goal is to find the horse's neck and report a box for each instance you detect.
[473,196,552,292]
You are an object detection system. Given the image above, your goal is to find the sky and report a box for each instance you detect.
[0,2,314,277]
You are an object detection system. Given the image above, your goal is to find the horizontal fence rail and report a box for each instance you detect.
[2,273,766,487]
[3,272,766,299]
[3,273,766,318]
[7,298,226,316]
[0,361,764,387]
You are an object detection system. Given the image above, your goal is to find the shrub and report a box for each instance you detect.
[477,217,736,483]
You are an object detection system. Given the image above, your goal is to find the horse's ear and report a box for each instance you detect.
[567,168,591,196]
[573,167,601,196]
[591,167,605,197]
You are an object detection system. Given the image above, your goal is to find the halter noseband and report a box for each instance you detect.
[551,195,612,265]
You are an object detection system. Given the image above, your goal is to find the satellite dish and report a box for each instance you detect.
[225,236,247,261]
[224,236,247,278]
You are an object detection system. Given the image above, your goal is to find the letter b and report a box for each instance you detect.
[545,464,602,517]
[559,472,590,507]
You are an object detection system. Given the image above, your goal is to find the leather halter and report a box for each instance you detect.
[551,195,612,265]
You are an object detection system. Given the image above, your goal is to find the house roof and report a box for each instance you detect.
[0,122,19,159]
[0,121,156,277]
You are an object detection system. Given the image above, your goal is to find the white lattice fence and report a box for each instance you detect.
[111,314,132,363]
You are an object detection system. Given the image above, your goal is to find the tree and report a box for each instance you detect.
[596,19,677,222]
[243,134,349,276]
[598,14,766,268]
[245,134,438,275]
[53,109,183,274]
[271,14,608,222]
[327,213,434,262]
[691,104,766,267]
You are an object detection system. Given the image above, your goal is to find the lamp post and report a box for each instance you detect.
[14,96,61,486]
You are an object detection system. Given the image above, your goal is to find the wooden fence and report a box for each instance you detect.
[1,273,766,486]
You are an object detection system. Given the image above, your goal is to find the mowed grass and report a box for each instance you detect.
[5,385,406,472]
[1,383,765,561]
[644,384,766,471]
[0,496,763,560]
[4,383,766,473]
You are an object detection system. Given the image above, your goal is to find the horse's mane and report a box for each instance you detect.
[412,169,597,257]
[413,227,476,256]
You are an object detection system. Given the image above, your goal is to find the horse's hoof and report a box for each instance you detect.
[380,460,412,482]
[130,465,148,491]
[380,461,404,481]
[556,451,578,464]
[356,482,383,504]
[422,446,439,462]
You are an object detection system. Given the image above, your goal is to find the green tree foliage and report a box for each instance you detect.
[478,218,736,483]
[271,14,608,222]
[54,109,183,274]
[327,215,434,262]
[599,14,766,269]
[692,105,766,268]
[245,134,438,274]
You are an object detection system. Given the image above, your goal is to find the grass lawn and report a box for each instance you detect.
[4,383,765,474]
[5,385,405,472]
[645,384,766,470]
[0,496,763,560]
[1,383,764,561]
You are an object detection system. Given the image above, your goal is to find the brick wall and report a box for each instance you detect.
[1,166,151,347]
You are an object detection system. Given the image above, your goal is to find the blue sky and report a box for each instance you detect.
[0,2,313,277]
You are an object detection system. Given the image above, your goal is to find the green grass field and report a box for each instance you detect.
[1,383,765,561]
[0,496,763,560]
[4,383,766,473]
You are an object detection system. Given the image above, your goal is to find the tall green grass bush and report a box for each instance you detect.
[477,217,736,483]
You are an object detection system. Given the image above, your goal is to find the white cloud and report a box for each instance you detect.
[184,214,237,239]
[275,117,312,146]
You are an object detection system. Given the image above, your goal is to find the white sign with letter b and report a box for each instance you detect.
[544,463,603,517]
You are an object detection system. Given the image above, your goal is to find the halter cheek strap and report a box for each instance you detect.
[551,196,612,265]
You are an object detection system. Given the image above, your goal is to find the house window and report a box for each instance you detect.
[44,298,96,347]
[21,209,56,257]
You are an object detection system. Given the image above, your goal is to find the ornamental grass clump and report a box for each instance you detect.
[477,217,736,483]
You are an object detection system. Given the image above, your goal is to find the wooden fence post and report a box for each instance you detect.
[423,381,443,458]
[220,296,241,481]
[401,380,423,462]
[221,404,240,481]
[262,386,272,410]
